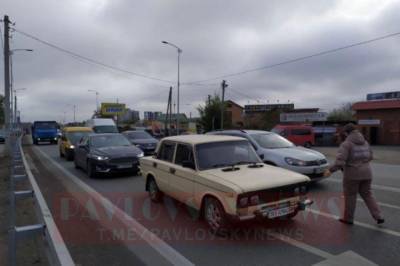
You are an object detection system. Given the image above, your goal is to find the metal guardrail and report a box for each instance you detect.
[8,134,75,266]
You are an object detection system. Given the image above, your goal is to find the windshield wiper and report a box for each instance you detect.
[211,163,232,168]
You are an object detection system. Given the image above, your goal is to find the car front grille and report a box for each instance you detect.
[305,159,327,166]
[109,157,138,164]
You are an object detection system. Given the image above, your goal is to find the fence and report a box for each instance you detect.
[8,133,74,265]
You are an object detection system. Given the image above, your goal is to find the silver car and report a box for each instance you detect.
[208,130,329,181]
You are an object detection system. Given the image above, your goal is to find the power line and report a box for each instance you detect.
[12,27,174,84]
[185,30,400,84]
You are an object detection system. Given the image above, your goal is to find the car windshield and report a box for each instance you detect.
[34,122,57,129]
[66,131,91,144]
[91,135,131,147]
[196,140,261,170]
[93,126,119,133]
[127,131,152,139]
[250,133,294,149]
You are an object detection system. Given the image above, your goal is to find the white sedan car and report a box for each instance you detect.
[208,130,329,181]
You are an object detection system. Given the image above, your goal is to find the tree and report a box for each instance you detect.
[197,94,231,132]
[0,94,4,125]
[327,103,354,122]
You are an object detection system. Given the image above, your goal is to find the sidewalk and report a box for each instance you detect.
[314,146,400,165]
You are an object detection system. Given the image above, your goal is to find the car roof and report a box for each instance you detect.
[208,129,272,135]
[163,134,246,144]
[63,127,92,132]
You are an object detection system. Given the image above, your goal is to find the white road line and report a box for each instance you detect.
[32,146,194,266]
[359,199,400,211]
[307,208,400,238]
[327,178,400,193]
[268,232,333,259]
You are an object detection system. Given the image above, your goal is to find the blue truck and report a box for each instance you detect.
[32,121,59,145]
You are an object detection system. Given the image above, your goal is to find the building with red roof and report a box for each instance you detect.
[352,99,400,145]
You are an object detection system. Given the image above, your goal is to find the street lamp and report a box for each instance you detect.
[162,40,182,135]
[9,49,33,126]
[13,88,26,124]
[88,89,100,115]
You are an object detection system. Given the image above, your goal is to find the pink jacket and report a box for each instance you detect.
[329,130,373,180]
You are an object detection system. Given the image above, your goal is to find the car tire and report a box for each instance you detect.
[203,197,230,236]
[66,152,73,161]
[33,139,38,145]
[148,177,162,202]
[87,161,97,178]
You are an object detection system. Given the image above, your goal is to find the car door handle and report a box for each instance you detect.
[169,167,176,174]
[153,162,157,168]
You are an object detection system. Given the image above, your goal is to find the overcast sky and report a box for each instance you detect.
[2,0,400,123]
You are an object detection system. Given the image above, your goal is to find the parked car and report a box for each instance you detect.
[272,124,315,147]
[0,129,5,143]
[59,127,93,160]
[85,118,119,133]
[122,130,159,155]
[208,130,329,181]
[140,135,313,235]
[31,121,59,144]
[74,133,143,177]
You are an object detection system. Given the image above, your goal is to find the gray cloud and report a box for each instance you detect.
[2,0,400,122]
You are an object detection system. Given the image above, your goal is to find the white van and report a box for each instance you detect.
[86,118,119,133]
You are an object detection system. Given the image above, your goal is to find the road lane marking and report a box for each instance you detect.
[357,198,400,211]
[326,178,400,193]
[306,208,400,238]
[32,146,194,266]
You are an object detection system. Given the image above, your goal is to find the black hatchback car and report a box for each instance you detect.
[74,133,143,178]
[122,130,159,155]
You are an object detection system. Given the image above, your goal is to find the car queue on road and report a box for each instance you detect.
[35,118,330,235]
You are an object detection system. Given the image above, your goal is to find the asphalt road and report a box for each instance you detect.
[31,144,400,266]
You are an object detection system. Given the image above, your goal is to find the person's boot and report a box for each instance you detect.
[338,218,353,225]
[377,218,385,224]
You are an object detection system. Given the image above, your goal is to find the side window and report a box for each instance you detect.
[175,144,194,167]
[157,141,176,162]
[291,129,311,136]
[80,136,89,146]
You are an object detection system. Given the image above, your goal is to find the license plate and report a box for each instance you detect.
[117,163,132,169]
[267,207,293,218]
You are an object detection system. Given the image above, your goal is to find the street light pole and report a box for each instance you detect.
[88,89,99,116]
[13,88,26,124]
[162,41,182,135]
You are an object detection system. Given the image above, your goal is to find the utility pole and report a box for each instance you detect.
[3,15,11,150]
[220,80,228,130]
[14,95,17,125]
[165,87,173,136]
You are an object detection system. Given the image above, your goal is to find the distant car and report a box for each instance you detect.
[140,135,312,235]
[85,118,119,133]
[122,130,159,155]
[59,127,93,160]
[208,130,329,181]
[32,121,59,144]
[272,124,315,148]
[74,133,143,178]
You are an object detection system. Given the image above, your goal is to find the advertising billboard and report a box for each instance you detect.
[280,112,328,122]
[244,104,294,113]
[367,91,400,101]
[100,103,126,116]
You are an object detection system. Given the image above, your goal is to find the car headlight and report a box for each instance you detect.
[69,145,75,149]
[94,155,108,160]
[137,152,144,158]
[285,157,307,166]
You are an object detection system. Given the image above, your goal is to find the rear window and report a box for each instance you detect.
[291,128,312,136]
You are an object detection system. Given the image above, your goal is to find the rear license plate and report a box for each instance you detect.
[117,164,133,169]
[267,207,293,218]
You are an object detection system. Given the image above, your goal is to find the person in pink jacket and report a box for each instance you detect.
[325,123,384,225]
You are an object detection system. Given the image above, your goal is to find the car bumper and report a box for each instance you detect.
[91,160,140,173]
[228,198,313,222]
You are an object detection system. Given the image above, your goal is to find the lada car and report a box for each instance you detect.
[140,135,313,234]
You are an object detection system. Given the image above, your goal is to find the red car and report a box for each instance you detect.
[272,125,315,148]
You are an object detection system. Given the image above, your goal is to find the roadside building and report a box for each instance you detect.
[225,100,244,128]
[352,99,400,145]
[118,108,140,124]
[157,113,189,132]
[244,103,294,129]
[144,111,162,121]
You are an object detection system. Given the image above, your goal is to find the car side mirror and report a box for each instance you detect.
[182,160,195,169]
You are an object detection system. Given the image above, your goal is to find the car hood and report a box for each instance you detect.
[129,138,158,145]
[200,165,310,193]
[262,146,326,161]
[93,146,143,157]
